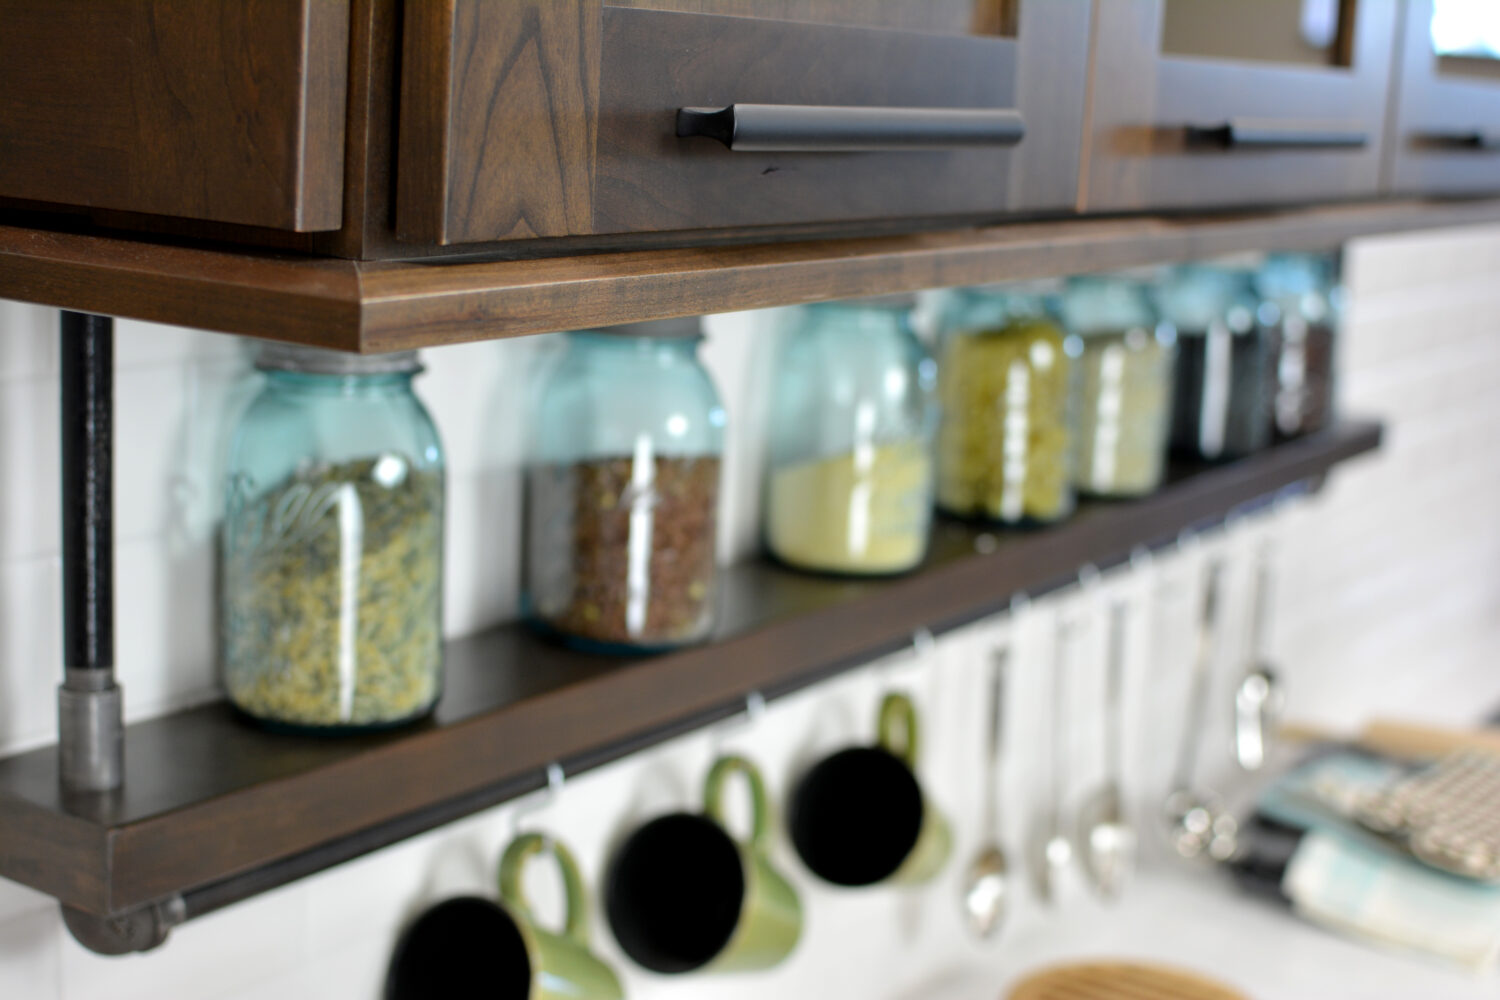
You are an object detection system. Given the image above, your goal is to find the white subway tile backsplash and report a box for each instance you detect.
[0,556,61,756]
[0,376,59,563]
[114,535,218,723]
[112,319,243,370]
[0,300,58,382]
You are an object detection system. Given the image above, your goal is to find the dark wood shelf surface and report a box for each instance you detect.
[0,421,1381,918]
[3,199,1499,352]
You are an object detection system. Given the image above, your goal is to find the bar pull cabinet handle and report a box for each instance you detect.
[1184,118,1368,150]
[676,104,1025,152]
[1414,129,1500,150]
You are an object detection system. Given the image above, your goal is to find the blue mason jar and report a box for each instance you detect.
[1256,252,1339,440]
[526,319,726,652]
[221,344,446,731]
[1061,274,1177,498]
[765,297,936,575]
[1156,264,1272,462]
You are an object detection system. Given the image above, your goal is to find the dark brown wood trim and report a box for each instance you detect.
[4,200,1500,351]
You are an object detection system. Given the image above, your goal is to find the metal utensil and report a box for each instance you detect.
[1077,601,1136,900]
[1235,548,1285,772]
[1032,617,1073,904]
[1163,559,1238,861]
[963,645,1011,939]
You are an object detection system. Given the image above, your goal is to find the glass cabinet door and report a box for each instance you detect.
[1387,0,1500,193]
[1084,0,1398,210]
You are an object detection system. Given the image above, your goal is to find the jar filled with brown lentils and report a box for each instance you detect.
[525,319,726,652]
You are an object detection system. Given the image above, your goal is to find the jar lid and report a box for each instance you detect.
[256,342,422,375]
[584,317,703,339]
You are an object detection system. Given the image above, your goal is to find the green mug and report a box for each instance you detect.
[789,692,953,887]
[606,755,804,974]
[386,834,623,1000]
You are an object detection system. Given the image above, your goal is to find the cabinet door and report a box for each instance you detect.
[396,0,1092,246]
[0,1,350,232]
[1387,0,1500,193]
[1083,0,1398,211]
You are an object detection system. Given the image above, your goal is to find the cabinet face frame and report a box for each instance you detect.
[0,0,350,233]
[1082,0,1398,211]
[1385,0,1500,194]
[395,0,1093,247]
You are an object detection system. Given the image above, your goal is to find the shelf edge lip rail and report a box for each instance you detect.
[4,199,1500,352]
[0,422,1383,954]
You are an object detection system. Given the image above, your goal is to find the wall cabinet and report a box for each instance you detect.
[0,0,350,233]
[1386,0,1500,194]
[395,0,1092,246]
[1083,0,1397,211]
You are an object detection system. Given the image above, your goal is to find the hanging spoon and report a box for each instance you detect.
[1077,601,1136,900]
[1031,616,1073,904]
[963,645,1011,939]
[1235,546,1285,772]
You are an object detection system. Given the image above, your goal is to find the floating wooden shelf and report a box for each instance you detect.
[1,199,1498,351]
[0,421,1381,919]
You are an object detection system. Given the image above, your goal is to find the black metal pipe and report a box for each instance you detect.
[57,311,122,793]
[61,311,114,672]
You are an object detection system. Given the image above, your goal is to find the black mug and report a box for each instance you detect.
[788,692,952,887]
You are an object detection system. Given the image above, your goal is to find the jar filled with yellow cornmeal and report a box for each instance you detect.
[765,297,937,575]
[936,283,1079,526]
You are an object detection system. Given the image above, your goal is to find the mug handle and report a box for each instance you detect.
[704,755,770,852]
[878,692,920,769]
[498,833,590,949]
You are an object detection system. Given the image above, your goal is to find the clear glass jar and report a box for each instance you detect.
[936,284,1077,525]
[1060,275,1178,498]
[221,344,445,731]
[765,298,935,575]
[1157,264,1272,462]
[527,319,725,651]
[1255,252,1339,440]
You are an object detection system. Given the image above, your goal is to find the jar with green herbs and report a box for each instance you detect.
[936,284,1078,525]
[526,319,725,651]
[221,345,445,731]
[1255,252,1339,441]
[765,297,936,575]
[1060,275,1177,498]
[1156,263,1273,462]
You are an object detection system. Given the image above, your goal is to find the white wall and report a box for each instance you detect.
[1,225,1499,998]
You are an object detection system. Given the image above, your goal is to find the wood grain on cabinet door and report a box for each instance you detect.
[0,0,349,232]
[397,0,602,245]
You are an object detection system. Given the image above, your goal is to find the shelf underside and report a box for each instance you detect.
[2,199,1499,351]
[0,421,1381,918]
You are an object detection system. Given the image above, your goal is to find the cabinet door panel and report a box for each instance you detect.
[1387,0,1500,194]
[0,0,350,232]
[396,0,1091,247]
[1084,0,1397,211]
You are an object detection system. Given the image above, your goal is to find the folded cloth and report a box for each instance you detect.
[1285,830,1500,973]
[1258,751,1500,972]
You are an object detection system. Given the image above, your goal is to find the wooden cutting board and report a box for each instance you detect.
[1008,961,1250,1000]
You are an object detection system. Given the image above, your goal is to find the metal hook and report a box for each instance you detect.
[511,762,566,833]
[912,626,937,661]
[711,690,767,754]
[1129,544,1154,575]
[1077,562,1102,591]
[1010,590,1031,618]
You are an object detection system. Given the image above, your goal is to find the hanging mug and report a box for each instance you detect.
[789,691,952,886]
[386,833,624,1000]
[606,755,803,974]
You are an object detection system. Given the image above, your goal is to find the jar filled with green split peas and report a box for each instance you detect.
[527,319,725,651]
[765,297,936,575]
[1255,252,1339,441]
[221,344,445,731]
[1061,275,1177,498]
[1156,263,1273,462]
[935,283,1078,525]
